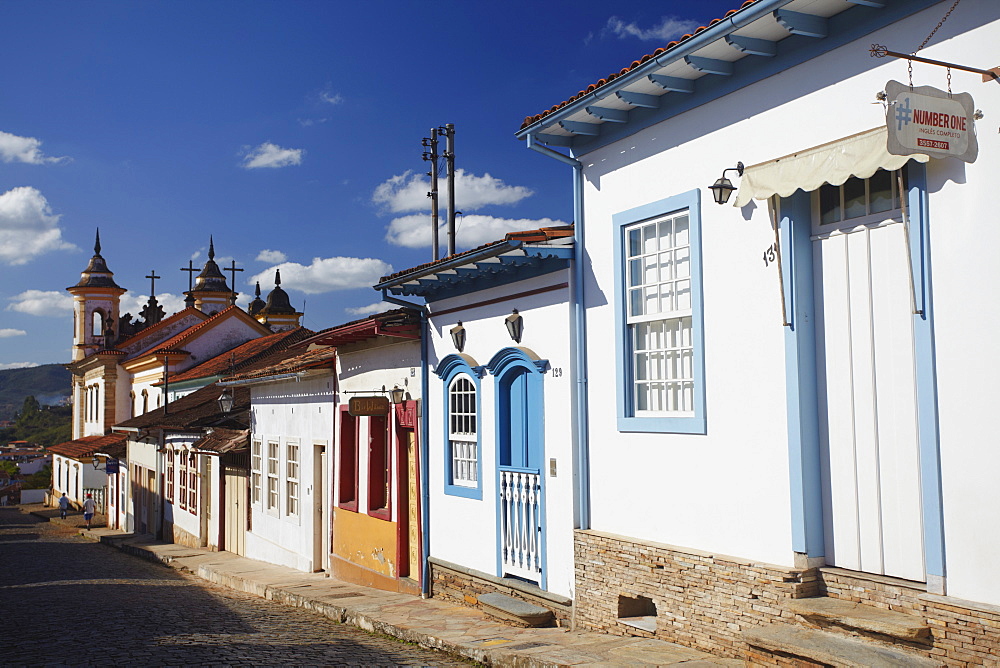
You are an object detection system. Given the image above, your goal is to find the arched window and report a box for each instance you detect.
[435,354,483,499]
[141,389,149,415]
[91,310,104,338]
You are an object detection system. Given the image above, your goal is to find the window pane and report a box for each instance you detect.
[675,280,691,311]
[843,176,866,219]
[635,352,648,380]
[642,223,657,254]
[630,288,643,317]
[658,251,673,281]
[644,286,658,315]
[658,219,671,249]
[644,255,658,284]
[674,216,689,247]
[628,228,642,257]
[869,169,893,214]
[659,282,674,313]
[628,258,643,287]
[674,247,690,279]
[819,183,840,225]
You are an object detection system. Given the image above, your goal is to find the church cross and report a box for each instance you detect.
[145,270,161,297]
[180,261,197,291]
[225,260,243,296]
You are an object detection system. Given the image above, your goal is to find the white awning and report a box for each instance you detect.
[733,127,930,208]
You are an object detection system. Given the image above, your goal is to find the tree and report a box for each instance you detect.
[0,460,17,477]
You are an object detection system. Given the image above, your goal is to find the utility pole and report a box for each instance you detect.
[421,129,440,261]
[440,123,456,257]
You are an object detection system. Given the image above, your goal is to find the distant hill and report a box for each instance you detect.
[0,364,71,421]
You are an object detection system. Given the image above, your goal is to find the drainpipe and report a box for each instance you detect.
[526,134,590,531]
[382,292,432,597]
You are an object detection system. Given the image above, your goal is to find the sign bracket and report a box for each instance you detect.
[870,44,999,83]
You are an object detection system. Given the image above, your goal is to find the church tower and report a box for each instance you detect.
[67,230,127,362]
[185,237,236,315]
[254,270,303,332]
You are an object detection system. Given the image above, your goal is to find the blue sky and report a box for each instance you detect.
[0,0,740,368]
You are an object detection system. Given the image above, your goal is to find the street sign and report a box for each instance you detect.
[348,396,390,417]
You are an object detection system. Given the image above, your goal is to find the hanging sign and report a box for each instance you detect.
[105,458,120,475]
[349,396,390,417]
[885,80,978,163]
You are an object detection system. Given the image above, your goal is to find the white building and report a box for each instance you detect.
[376,229,576,621]
[516,0,1000,662]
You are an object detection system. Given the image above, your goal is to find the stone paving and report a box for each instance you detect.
[0,507,473,666]
[9,504,743,666]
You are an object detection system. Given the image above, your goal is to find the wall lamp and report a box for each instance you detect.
[450,321,466,352]
[709,162,744,205]
[390,385,406,405]
[505,309,524,343]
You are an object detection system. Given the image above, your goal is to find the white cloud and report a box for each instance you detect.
[0,328,27,338]
[256,249,288,263]
[6,290,73,316]
[249,256,393,295]
[0,130,69,164]
[240,142,303,169]
[345,302,393,316]
[120,293,188,319]
[0,187,77,265]
[0,362,39,370]
[321,91,343,106]
[373,169,533,214]
[605,15,700,41]
[385,214,569,249]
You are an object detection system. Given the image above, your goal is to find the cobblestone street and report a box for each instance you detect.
[0,508,472,666]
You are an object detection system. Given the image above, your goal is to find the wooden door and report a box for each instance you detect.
[814,221,924,581]
[224,466,247,556]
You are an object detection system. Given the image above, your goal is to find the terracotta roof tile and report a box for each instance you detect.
[115,307,208,350]
[49,433,128,460]
[519,1,757,130]
[164,327,312,385]
[191,428,248,454]
[116,382,250,432]
[148,305,259,355]
[223,346,337,382]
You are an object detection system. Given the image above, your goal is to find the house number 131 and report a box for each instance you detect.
[762,243,777,267]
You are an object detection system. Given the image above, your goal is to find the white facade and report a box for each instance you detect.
[247,373,334,573]
[532,0,1000,605]
[426,273,576,597]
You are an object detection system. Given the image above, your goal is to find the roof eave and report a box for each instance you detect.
[515,0,790,141]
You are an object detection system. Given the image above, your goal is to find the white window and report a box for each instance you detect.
[266,442,279,511]
[816,168,902,231]
[286,442,299,516]
[177,451,187,510]
[614,190,705,434]
[187,453,198,513]
[625,211,694,415]
[251,439,262,504]
[448,375,478,488]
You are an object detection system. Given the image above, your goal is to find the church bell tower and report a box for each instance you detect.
[67,230,126,361]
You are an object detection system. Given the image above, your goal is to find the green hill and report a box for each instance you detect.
[0,364,71,421]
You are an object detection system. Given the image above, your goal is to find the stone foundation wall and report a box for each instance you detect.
[429,557,572,627]
[575,530,1000,665]
[821,570,1000,665]
[164,521,203,550]
[574,530,819,658]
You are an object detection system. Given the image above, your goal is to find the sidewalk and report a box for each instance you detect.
[23,506,741,666]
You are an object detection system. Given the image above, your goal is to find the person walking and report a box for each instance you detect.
[83,493,95,530]
[58,493,69,519]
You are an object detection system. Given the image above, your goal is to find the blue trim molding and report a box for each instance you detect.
[906,163,946,583]
[612,188,707,434]
[436,354,483,500]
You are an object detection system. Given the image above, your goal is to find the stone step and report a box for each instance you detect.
[477,592,554,627]
[745,624,942,668]
[785,596,931,644]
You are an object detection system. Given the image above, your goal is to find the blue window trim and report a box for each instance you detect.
[435,354,484,499]
[612,188,707,434]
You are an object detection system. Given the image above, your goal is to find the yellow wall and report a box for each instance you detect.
[332,508,398,578]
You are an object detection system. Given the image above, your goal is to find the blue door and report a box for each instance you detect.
[490,348,546,587]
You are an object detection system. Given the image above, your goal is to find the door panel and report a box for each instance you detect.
[815,223,924,581]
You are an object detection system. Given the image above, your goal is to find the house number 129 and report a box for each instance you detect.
[552,367,563,377]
